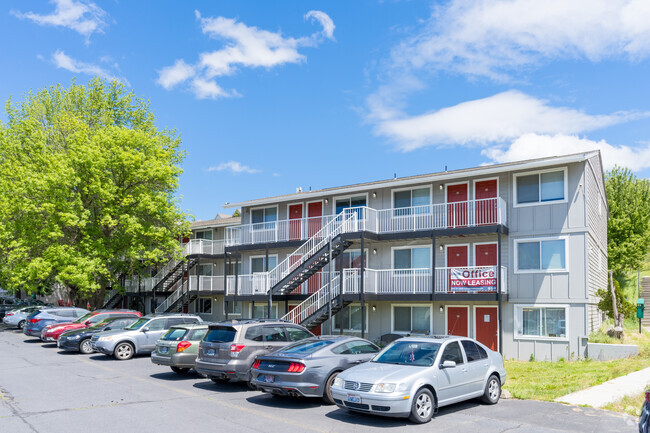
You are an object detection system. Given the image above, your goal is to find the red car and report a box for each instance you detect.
[41,310,142,342]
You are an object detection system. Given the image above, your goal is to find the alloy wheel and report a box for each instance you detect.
[415,393,432,418]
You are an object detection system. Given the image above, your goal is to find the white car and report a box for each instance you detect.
[330,336,506,424]
[2,306,43,329]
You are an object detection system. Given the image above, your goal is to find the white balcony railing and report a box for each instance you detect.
[342,266,507,295]
[226,198,506,247]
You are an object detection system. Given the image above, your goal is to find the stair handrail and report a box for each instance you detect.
[155,283,184,313]
[265,209,358,292]
[281,274,340,324]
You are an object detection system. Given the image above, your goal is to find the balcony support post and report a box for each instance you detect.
[431,235,436,303]
[328,238,332,334]
[497,227,503,355]
[339,255,344,335]
[234,250,239,306]
[196,257,201,314]
[266,247,272,319]
[361,233,366,339]
[225,254,230,320]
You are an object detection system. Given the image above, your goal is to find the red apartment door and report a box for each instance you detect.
[475,180,497,225]
[289,204,303,241]
[447,245,468,293]
[447,306,469,337]
[447,184,468,227]
[475,243,497,293]
[475,307,498,350]
[307,202,323,237]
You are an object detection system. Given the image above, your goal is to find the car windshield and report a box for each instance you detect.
[125,318,149,330]
[279,339,334,355]
[74,312,94,324]
[373,341,441,367]
[161,328,188,341]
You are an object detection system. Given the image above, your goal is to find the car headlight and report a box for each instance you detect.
[98,336,113,342]
[374,383,397,393]
[333,377,345,388]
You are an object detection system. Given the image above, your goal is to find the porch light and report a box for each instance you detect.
[439,245,444,251]
[372,305,376,312]
[373,249,377,255]
[439,306,443,313]
[325,199,329,204]
[372,192,377,198]
[439,185,443,190]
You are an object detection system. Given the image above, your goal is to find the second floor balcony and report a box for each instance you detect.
[226,197,507,247]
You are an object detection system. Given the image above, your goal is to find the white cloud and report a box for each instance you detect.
[377,90,646,151]
[12,0,107,42]
[157,10,334,99]
[394,0,650,80]
[52,50,129,85]
[208,161,260,174]
[483,134,650,171]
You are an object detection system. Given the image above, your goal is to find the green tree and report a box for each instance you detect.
[232,209,241,217]
[605,166,650,276]
[596,278,636,320]
[0,78,189,305]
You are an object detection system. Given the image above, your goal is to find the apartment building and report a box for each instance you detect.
[112,151,607,361]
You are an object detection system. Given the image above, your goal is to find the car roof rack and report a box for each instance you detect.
[212,318,291,325]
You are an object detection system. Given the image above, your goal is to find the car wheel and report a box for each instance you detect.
[408,388,434,424]
[171,367,190,374]
[79,338,94,354]
[114,342,134,360]
[322,372,339,405]
[210,377,230,384]
[481,375,501,405]
[18,320,25,330]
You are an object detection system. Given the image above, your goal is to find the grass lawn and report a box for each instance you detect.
[603,391,646,417]
[502,318,650,402]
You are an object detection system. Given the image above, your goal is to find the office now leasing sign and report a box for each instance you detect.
[450,268,497,291]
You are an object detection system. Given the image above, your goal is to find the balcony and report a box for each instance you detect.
[226,266,506,297]
[225,198,507,247]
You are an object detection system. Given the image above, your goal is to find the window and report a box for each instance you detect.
[515,169,565,205]
[147,319,166,331]
[334,305,363,331]
[226,260,241,276]
[286,327,313,342]
[461,340,484,362]
[441,342,464,364]
[252,303,278,319]
[198,264,213,276]
[517,238,566,272]
[245,326,264,341]
[335,196,366,214]
[392,305,431,334]
[394,247,430,270]
[515,306,567,339]
[164,318,185,328]
[198,298,212,314]
[263,326,286,342]
[189,329,207,340]
[205,326,237,343]
[251,207,277,224]
[393,187,430,216]
[332,340,379,355]
[195,230,213,240]
[224,301,242,315]
[250,256,278,273]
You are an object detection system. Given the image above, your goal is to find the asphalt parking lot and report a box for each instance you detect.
[0,326,637,433]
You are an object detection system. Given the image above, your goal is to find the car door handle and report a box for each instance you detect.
[352,360,365,364]
[264,345,273,350]
[461,368,468,373]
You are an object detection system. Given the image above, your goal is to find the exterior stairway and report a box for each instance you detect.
[641,277,650,327]
[155,281,197,313]
[153,256,200,294]
[102,288,123,309]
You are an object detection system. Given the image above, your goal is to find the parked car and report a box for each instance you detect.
[41,309,142,341]
[330,336,506,424]
[0,297,25,319]
[251,335,380,403]
[57,316,141,354]
[195,319,314,386]
[23,307,90,338]
[151,323,209,374]
[639,388,650,433]
[2,306,44,329]
[90,313,202,360]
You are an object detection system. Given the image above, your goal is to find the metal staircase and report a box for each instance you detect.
[102,288,123,309]
[282,273,351,330]
[153,256,200,294]
[155,281,197,313]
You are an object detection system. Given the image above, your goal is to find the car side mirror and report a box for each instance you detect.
[440,360,456,369]
[141,327,149,333]
[84,321,91,326]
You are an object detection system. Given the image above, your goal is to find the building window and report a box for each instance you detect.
[252,303,278,319]
[226,260,241,276]
[198,298,212,314]
[393,187,430,216]
[515,169,565,205]
[334,305,364,331]
[394,247,430,270]
[516,238,566,272]
[335,196,366,214]
[195,230,213,240]
[515,306,567,339]
[250,255,278,273]
[251,207,277,225]
[198,264,213,276]
[224,301,242,315]
[392,305,431,334]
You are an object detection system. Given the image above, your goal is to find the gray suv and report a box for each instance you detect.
[90,313,202,360]
[195,319,314,385]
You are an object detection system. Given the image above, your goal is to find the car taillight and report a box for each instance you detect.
[230,344,245,358]
[287,362,305,373]
[6,313,14,316]
[646,391,650,403]
[177,341,192,352]
[252,359,261,369]
[30,318,41,324]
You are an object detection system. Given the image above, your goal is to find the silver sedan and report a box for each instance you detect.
[330,336,506,423]
[251,335,380,404]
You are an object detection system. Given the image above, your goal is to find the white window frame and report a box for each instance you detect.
[333,303,369,332]
[249,302,279,319]
[513,167,568,208]
[391,185,432,212]
[332,193,369,215]
[514,236,568,274]
[472,305,500,350]
[250,205,279,223]
[194,229,213,240]
[197,263,213,277]
[249,254,279,273]
[391,304,433,335]
[514,304,569,342]
[472,177,500,201]
[444,305,470,337]
[391,245,432,270]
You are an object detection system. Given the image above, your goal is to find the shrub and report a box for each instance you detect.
[596,278,636,319]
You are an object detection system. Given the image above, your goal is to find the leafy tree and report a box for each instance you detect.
[0,78,189,305]
[605,166,650,276]
[232,209,241,217]
[596,278,636,320]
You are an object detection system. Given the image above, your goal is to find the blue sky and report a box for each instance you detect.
[3,0,650,221]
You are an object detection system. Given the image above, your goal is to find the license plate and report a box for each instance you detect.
[160,347,169,354]
[347,394,361,403]
[205,348,216,356]
[259,375,275,383]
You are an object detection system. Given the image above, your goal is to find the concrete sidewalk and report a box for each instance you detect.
[555,366,650,408]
